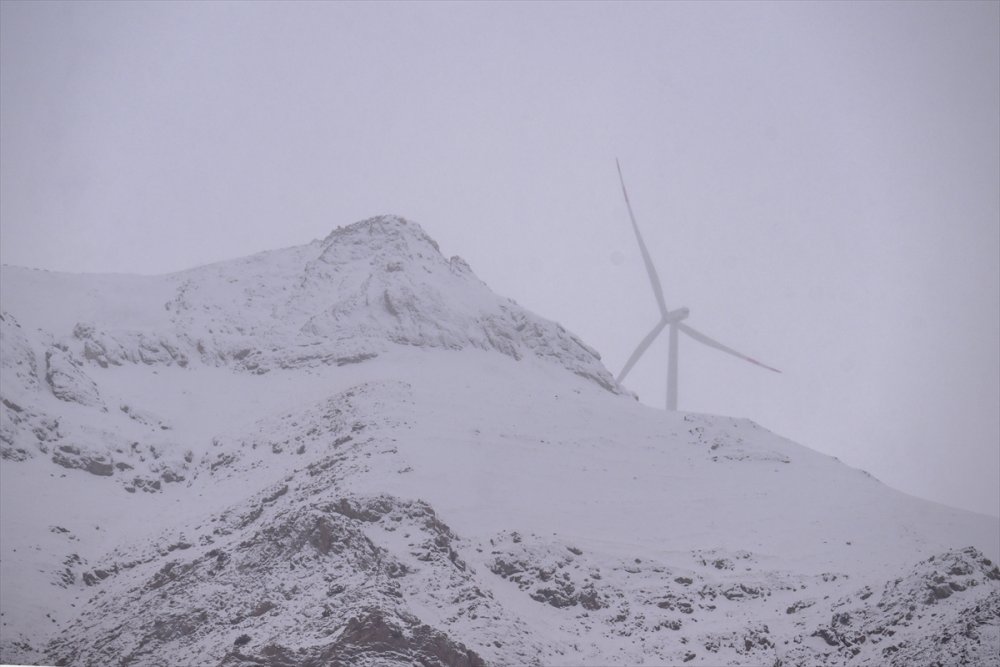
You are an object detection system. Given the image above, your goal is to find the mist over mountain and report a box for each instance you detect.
[1,216,997,666]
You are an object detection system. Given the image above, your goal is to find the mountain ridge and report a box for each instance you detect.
[1,215,997,666]
[1,215,620,396]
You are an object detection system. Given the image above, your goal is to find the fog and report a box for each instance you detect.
[1,1,997,516]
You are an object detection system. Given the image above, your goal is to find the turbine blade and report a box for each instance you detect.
[616,159,669,317]
[617,318,669,383]
[677,322,781,373]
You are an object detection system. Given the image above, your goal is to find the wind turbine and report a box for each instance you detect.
[615,159,780,410]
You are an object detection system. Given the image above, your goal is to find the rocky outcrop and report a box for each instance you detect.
[51,445,114,476]
[0,312,40,393]
[786,547,1000,666]
[217,611,486,667]
[44,485,491,667]
[44,346,102,407]
[72,322,189,368]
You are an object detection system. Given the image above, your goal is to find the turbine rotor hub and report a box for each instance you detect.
[665,307,689,323]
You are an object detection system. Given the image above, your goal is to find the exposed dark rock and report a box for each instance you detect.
[218,610,486,667]
[149,608,208,642]
[786,599,815,614]
[44,347,102,407]
[52,448,114,476]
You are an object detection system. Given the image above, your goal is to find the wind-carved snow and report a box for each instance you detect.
[0,216,997,666]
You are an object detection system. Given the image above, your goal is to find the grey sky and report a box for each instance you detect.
[1,1,998,516]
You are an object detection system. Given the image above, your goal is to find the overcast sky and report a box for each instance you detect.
[1,1,997,517]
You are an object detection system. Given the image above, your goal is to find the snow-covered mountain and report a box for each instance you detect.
[1,215,997,667]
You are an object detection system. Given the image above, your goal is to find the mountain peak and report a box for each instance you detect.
[321,215,441,256]
[296,216,619,391]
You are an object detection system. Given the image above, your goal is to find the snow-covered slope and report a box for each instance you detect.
[1,216,997,666]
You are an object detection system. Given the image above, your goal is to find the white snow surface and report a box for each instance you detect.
[0,215,997,667]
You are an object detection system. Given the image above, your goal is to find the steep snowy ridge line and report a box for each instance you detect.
[1,216,618,393]
[1,215,998,666]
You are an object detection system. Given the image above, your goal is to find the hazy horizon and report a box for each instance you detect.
[1,1,997,517]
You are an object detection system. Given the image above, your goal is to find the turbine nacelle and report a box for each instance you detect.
[665,307,689,324]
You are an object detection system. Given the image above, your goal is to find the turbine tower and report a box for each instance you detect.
[615,159,780,410]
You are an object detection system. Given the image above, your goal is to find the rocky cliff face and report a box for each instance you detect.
[1,217,997,667]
